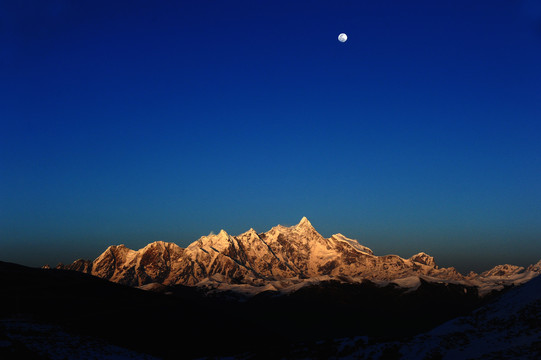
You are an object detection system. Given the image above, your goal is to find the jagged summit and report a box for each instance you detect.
[188,229,233,254]
[55,219,541,293]
[409,252,436,267]
[266,218,317,238]
[481,264,525,277]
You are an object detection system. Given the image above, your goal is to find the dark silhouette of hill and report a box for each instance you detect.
[0,261,500,359]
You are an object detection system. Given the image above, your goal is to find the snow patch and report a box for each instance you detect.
[391,276,421,291]
[331,233,374,255]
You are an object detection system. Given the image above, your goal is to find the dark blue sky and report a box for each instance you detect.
[1,0,540,273]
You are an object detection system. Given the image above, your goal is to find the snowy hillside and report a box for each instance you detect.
[318,274,541,359]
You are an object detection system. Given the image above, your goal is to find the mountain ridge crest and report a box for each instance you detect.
[51,217,541,295]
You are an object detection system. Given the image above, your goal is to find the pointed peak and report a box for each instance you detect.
[201,229,229,242]
[218,229,229,237]
[244,228,258,235]
[237,228,260,241]
[296,216,313,228]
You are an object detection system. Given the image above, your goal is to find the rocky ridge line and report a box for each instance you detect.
[49,217,541,295]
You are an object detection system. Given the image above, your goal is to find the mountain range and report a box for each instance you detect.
[3,217,540,358]
[51,217,541,297]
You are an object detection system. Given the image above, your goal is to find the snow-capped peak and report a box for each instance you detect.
[238,228,259,239]
[214,229,226,236]
[186,229,233,254]
[296,216,313,228]
[293,217,319,236]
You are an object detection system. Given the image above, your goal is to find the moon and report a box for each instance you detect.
[338,33,347,43]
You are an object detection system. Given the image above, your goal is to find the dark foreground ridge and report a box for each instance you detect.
[0,261,503,359]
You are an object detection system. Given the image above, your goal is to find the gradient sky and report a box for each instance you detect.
[1,1,541,273]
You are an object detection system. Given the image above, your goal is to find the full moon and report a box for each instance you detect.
[338,33,347,42]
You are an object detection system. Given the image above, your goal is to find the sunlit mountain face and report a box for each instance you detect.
[54,218,541,297]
